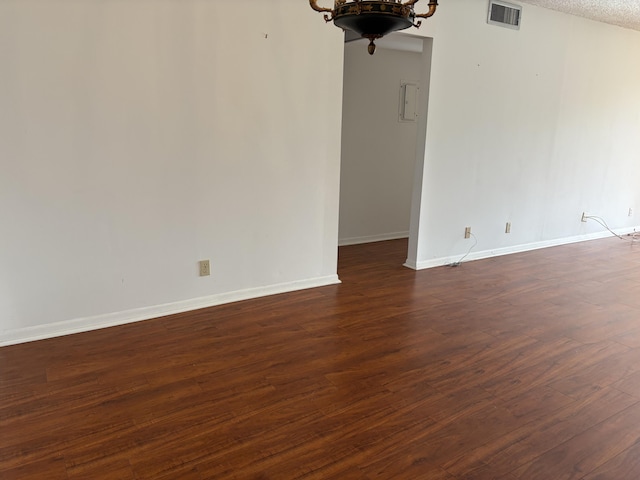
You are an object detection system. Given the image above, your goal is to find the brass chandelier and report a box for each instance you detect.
[309,0,439,55]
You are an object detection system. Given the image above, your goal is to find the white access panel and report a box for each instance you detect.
[400,82,418,122]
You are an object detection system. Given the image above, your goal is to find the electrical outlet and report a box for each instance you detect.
[199,260,211,277]
[629,208,634,217]
[505,222,511,234]
[464,227,471,239]
[581,212,588,222]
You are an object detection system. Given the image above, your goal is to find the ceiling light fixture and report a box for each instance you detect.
[309,0,439,55]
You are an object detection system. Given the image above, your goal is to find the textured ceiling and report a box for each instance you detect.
[518,0,640,31]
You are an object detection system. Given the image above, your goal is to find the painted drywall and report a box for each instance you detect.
[0,0,344,344]
[404,0,640,267]
[338,42,423,245]
[3,0,639,344]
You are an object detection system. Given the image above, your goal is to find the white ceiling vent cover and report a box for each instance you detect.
[488,1,522,30]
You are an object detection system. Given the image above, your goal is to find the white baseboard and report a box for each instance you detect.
[4,228,637,345]
[339,231,409,246]
[406,228,638,270]
[0,275,341,347]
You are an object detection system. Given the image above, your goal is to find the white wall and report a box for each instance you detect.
[3,0,639,344]
[339,41,423,245]
[0,0,345,344]
[406,0,640,268]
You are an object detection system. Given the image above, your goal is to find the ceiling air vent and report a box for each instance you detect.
[488,1,522,30]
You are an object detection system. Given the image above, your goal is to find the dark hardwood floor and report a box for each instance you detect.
[2,237,640,479]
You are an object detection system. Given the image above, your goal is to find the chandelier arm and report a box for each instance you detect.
[415,1,438,19]
[402,0,420,7]
[309,0,334,14]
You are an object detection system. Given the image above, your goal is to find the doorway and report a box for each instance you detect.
[338,33,433,267]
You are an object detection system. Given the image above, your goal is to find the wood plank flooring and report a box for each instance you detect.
[2,237,640,479]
